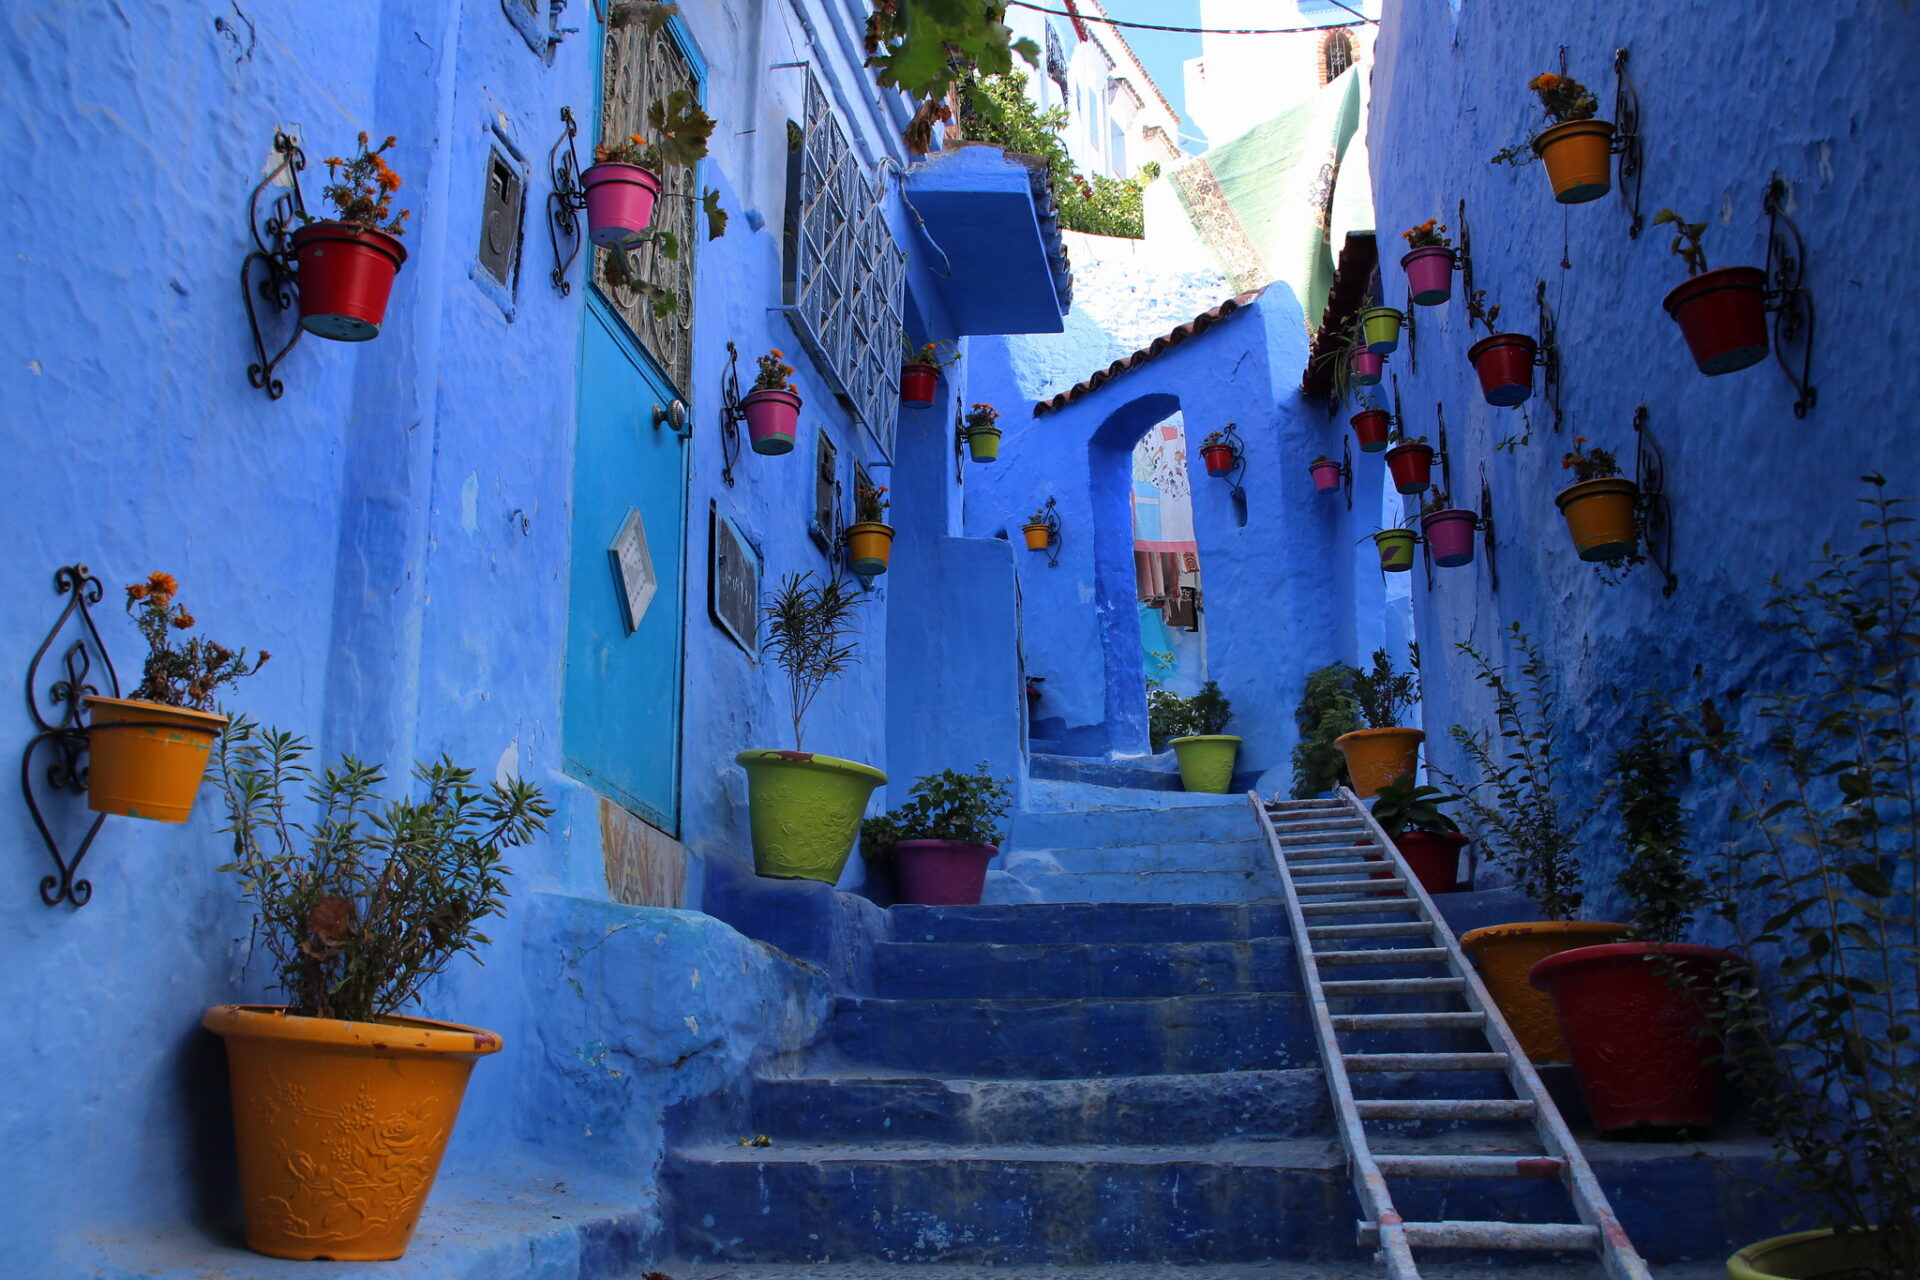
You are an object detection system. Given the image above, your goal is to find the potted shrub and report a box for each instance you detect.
[205,718,552,1260]
[1155,681,1241,793]
[1370,522,1418,573]
[1530,704,1729,1135]
[901,337,958,407]
[964,402,1003,462]
[1309,454,1343,493]
[293,134,410,341]
[1289,662,1361,798]
[1399,219,1456,305]
[1199,430,1236,476]
[1654,208,1770,376]
[1349,405,1391,453]
[1370,774,1469,896]
[1021,506,1053,552]
[736,573,885,882]
[85,571,267,823]
[1445,624,1630,1063]
[1420,490,1478,567]
[1464,287,1537,407]
[1555,436,1639,562]
[1333,648,1423,799]
[1358,304,1404,354]
[580,88,716,248]
[743,349,802,456]
[1677,484,1920,1279]
[860,763,1012,905]
[1492,71,1614,204]
[1383,431,1434,495]
[846,480,894,576]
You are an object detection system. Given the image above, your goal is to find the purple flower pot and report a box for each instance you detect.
[1401,246,1456,306]
[893,840,996,906]
[1422,508,1478,567]
[743,388,801,455]
[581,162,662,248]
[1350,348,1384,386]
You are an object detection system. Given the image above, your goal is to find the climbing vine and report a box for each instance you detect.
[962,72,1161,239]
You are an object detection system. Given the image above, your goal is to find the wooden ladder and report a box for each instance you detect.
[1250,787,1653,1280]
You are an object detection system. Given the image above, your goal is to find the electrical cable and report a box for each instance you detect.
[1004,1,1376,34]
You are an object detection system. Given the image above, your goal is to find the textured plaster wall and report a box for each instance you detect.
[1368,0,1920,916]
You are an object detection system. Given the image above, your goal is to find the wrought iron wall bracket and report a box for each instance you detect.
[1632,405,1677,597]
[716,342,746,487]
[1342,434,1355,511]
[547,107,589,295]
[1611,48,1645,238]
[1535,280,1563,431]
[1456,199,1477,313]
[240,131,309,400]
[1402,295,1417,374]
[1435,404,1452,497]
[1211,422,1248,505]
[23,565,122,907]
[1763,175,1817,418]
[1479,470,1500,594]
[954,402,967,485]
[1032,496,1063,569]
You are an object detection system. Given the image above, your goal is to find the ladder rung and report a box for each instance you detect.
[1299,897,1418,915]
[1295,877,1406,895]
[1267,797,1345,808]
[1344,1052,1509,1071]
[1307,922,1434,938]
[1375,1153,1564,1179]
[1285,846,1384,862]
[1353,1097,1534,1119]
[1274,828,1367,844]
[1313,947,1449,965]
[1360,1220,1599,1251]
[1288,859,1390,877]
[1334,1013,1486,1032]
[1322,977,1465,996]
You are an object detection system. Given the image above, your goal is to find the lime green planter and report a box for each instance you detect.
[1727,1228,1890,1279]
[966,427,1001,462]
[736,750,887,882]
[1359,305,1404,354]
[1169,735,1241,793]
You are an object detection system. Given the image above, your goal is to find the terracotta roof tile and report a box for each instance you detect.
[1301,231,1380,399]
[1033,289,1265,417]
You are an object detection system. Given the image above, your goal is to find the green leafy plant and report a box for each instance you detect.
[214,717,553,1024]
[761,571,863,751]
[1652,207,1710,278]
[961,72,1159,238]
[752,348,796,394]
[864,1,1039,153]
[1291,662,1362,798]
[905,336,961,369]
[1442,623,1592,921]
[1670,479,1920,1277]
[122,571,268,711]
[316,133,410,236]
[1420,488,1457,515]
[1490,70,1599,165]
[1309,325,1367,407]
[1370,774,1463,838]
[1148,681,1232,746]
[1465,284,1502,336]
[854,480,890,525]
[860,762,1013,865]
[1609,703,1702,944]
[1353,647,1420,730]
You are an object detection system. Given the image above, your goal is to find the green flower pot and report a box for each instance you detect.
[1169,734,1242,794]
[966,427,1001,462]
[1727,1228,1890,1279]
[736,749,887,883]
[1359,305,1404,355]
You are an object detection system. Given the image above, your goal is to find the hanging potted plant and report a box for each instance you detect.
[293,133,410,341]
[1382,430,1434,495]
[1653,208,1770,376]
[1529,704,1730,1135]
[737,573,885,882]
[1464,286,1538,407]
[1021,505,1053,552]
[1369,522,1418,574]
[1555,437,1639,562]
[1399,220,1456,305]
[1370,774,1469,896]
[1444,624,1630,1063]
[743,349,801,456]
[1350,345,1384,386]
[1309,454,1343,493]
[205,718,552,1259]
[1334,648,1422,799]
[846,479,894,576]
[85,572,267,823]
[581,89,716,248]
[1491,71,1614,204]
[1420,490,1478,567]
[964,402,1003,462]
[1156,681,1241,794]
[900,337,959,407]
[1358,304,1404,354]
[1349,403,1391,453]
[1199,430,1237,477]
[860,763,1013,905]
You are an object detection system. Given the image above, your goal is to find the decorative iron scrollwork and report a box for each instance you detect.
[954,401,968,486]
[1612,48,1645,238]
[240,131,309,400]
[1535,280,1563,432]
[1402,292,1417,375]
[716,341,745,487]
[23,565,121,907]
[1763,175,1817,418]
[1030,497,1063,569]
[1342,434,1354,511]
[1434,405,1452,497]
[1479,468,1499,594]
[547,106,588,295]
[1632,405,1677,597]
[1456,199,1476,318]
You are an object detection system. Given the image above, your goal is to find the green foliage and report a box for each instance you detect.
[1671,479,1920,1276]
[861,762,1014,865]
[214,717,553,1024]
[1148,680,1233,746]
[1652,207,1710,278]
[1291,662,1361,798]
[961,72,1159,239]
[760,572,863,751]
[1353,647,1420,730]
[864,1,1039,152]
[1442,624,1591,921]
[1370,776,1462,838]
[1610,704,1703,943]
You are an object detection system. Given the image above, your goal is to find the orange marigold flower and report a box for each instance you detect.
[324,156,344,167]
[1531,73,1561,91]
[172,612,195,630]
[147,571,179,596]
[126,583,150,602]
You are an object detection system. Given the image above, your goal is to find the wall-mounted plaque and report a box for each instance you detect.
[608,508,657,634]
[709,502,759,655]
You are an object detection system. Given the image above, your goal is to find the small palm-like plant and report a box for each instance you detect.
[761,572,863,751]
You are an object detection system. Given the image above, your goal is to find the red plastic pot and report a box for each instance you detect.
[893,840,996,906]
[1529,942,1731,1135]
[1663,266,1769,376]
[743,388,801,455]
[1350,348,1384,386]
[1309,459,1343,492]
[1350,409,1391,453]
[292,222,407,341]
[1401,246,1455,306]
[1383,442,1434,495]
[1467,333,1538,407]
[900,363,939,406]
[1202,445,1235,476]
[581,161,662,248]
[1421,508,1477,567]
[1392,830,1468,895]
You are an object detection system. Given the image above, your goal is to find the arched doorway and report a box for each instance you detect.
[1130,413,1207,711]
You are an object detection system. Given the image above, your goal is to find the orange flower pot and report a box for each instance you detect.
[203,1005,501,1260]
[83,695,228,822]
[846,521,894,575]
[1555,477,1639,562]
[1022,523,1051,552]
[1532,118,1615,204]
[1458,921,1631,1062]
[1333,726,1424,798]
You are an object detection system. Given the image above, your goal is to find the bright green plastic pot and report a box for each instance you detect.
[736,750,887,883]
[966,427,1001,462]
[1727,1228,1889,1279]
[1359,305,1404,354]
[1169,735,1241,794]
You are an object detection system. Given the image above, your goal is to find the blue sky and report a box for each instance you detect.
[1097,1,1206,151]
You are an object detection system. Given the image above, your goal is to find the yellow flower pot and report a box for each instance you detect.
[1555,477,1639,563]
[1022,522,1051,552]
[1532,118,1616,204]
[1727,1228,1890,1280]
[737,749,887,883]
[84,695,228,822]
[1169,734,1241,794]
[1458,921,1632,1062]
[846,521,894,575]
[1333,726,1424,798]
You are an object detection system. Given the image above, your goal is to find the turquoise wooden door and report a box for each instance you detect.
[563,297,688,832]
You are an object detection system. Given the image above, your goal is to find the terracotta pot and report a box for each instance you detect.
[900,362,939,406]
[1458,921,1632,1062]
[1467,332,1538,407]
[1333,726,1423,799]
[1350,348,1384,386]
[1390,829,1468,896]
[291,222,407,341]
[743,388,801,455]
[846,521,894,575]
[1202,444,1235,476]
[1373,529,1416,574]
[1663,266,1770,376]
[1401,245,1455,305]
[1555,477,1639,562]
[1727,1228,1893,1280]
[1421,508,1477,567]
[580,161,662,247]
[83,696,228,823]
[1170,734,1242,793]
[1383,442,1434,495]
[892,840,996,906]
[1532,118,1616,204]
[1310,459,1343,492]
[1530,941,1731,1134]
[736,750,886,882]
[1350,409,1391,453]
[1022,523,1051,552]
[967,427,1002,462]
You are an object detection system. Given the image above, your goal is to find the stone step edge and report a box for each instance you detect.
[671,1138,1341,1166]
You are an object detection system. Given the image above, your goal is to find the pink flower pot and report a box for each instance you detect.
[893,840,996,906]
[1467,332,1538,407]
[1350,348,1384,386]
[743,388,801,455]
[581,162,662,248]
[1401,246,1455,306]
[1310,460,1343,492]
[1421,508,1477,567]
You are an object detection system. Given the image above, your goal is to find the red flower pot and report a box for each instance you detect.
[1309,459,1343,492]
[1529,942,1731,1135]
[1421,508,1477,567]
[580,161,662,248]
[900,363,939,406]
[893,840,996,906]
[1383,442,1434,495]
[1202,445,1235,476]
[1401,246,1455,306]
[1350,409,1391,453]
[743,388,801,455]
[292,222,407,341]
[1467,332,1538,407]
[1350,348,1384,386]
[1392,830,1468,895]
[1663,266,1769,376]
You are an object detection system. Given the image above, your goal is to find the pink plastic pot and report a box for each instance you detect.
[1401,246,1455,306]
[1383,442,1434,495]
[1350,409,1391,453]
[743,388,801,455]
[1421,508,1477,567]
[581,162,662,248]
[893,840,996,906]
[1310,459,1343,492]
[1467,332,1538,407]
[1350,348,1384,386]
[900,363,939,406]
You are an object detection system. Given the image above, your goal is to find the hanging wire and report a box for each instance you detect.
[1005,1,1376,35]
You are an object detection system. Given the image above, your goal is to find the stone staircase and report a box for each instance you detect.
[985,796,1281,905]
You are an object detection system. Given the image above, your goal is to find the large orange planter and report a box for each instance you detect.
[1555,477,1639,562]
[203,1004,501,1260]
[1532,119,1615,204]
[846,521,895,575]
[1333,726,1424,798]
[83,695,228,822]
[1458,921,1631,1062]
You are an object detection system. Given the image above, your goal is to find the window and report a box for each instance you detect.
[783,69,907,461]
[1320,30,1356,84]
[477,147,525,291]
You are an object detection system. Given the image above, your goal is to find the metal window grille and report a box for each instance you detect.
[1045,23,1069,97]
[1322,30,1355,83]
[784,71,905,461]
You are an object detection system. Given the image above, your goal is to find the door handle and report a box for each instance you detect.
[652,399,691,440]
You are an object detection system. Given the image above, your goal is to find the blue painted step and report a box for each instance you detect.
[1007,802,1258,850]
[870,937,1301,999]
[887,903,1290,945]
[999,867,1282,904]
